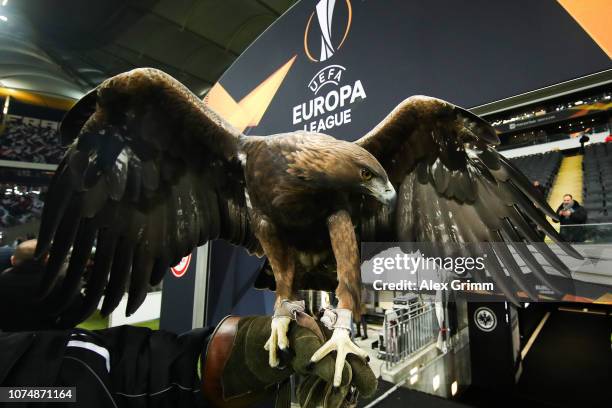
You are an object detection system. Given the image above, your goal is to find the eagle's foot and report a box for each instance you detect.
[311,308,369,387]
[265,299,305,368]
[264,316,291,367]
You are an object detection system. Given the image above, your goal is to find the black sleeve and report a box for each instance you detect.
[0,330,71,390]
[94,325,215,408]
[0,260,71,331]
[570,206,587,224]
[0,326,214,408]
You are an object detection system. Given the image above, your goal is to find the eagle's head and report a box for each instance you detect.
[288,134,396,207]
[346,144,397,208]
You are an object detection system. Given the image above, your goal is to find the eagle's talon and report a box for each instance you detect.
[310,327,369,387]
[266,316,291,368]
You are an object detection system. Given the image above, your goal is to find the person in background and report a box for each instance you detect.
[0,239,73,331]
[532,180,547,198]
[528,181,547,240]
[8,237,37,266]
[355,287,371,340]
[556,194,587,243]
[579,134,590,153]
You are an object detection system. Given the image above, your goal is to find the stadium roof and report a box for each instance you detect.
[0,0,296,101]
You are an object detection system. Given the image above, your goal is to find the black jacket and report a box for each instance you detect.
[0,325,213,408]
[556,200,587,226]
[0,260,72,331]
[556,200,587,242]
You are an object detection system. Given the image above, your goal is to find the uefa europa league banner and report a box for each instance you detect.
[204,0,611,141]
[202,0,611,325]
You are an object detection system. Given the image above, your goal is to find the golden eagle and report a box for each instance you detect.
[35,68,580,386]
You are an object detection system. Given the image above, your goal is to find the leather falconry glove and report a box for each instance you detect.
[201,315,377,408]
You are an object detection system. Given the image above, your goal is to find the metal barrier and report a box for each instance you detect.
[559,222,612,244]
[383,302,437,368]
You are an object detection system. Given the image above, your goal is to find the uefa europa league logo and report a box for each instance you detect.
[304,0,352,62]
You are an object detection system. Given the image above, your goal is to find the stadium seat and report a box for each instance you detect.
[582,143,611,223]
[509,151,563,198]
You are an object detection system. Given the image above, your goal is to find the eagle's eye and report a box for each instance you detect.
[360,168,373,181]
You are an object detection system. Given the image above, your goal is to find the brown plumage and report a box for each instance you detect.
[239,131,392,318]
[35,67,581,331]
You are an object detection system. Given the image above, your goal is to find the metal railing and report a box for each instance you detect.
[382,302,437,368]
[558,222,612,244]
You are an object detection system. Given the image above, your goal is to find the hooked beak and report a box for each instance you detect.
[373,180,397,208]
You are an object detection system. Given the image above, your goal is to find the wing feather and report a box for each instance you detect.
[100,235,134,315]
[356,96,582,303]
[36,68,260,322]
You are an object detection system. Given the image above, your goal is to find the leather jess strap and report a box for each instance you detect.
[294,311,326,343]
[201,316,243,408]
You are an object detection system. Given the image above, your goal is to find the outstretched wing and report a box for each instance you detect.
[356,96,582,303]
[37,68,259,324]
